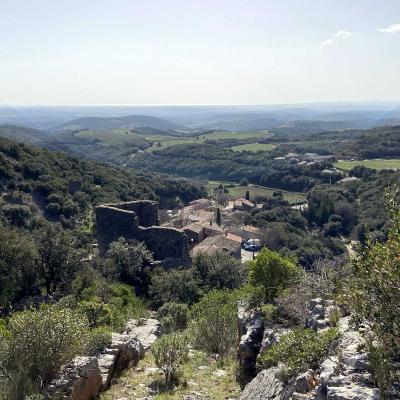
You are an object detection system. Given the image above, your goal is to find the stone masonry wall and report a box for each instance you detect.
[95,201,189,261]
[106,201,159,227]
[95,205,139,255]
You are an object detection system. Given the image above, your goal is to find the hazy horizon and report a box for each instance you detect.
[1,0,400,106]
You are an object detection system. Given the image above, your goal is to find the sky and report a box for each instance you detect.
[1,0,400,106]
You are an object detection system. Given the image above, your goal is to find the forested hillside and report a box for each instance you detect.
[0,137,206,230]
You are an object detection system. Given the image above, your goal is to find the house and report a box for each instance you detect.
[203,223,224,237]
[226,232,243,244]
[233,198,255,212]
[285,152,300,160]
[174,209,215,228]
[338,176,360,184]
[303,153,336,163]
[190,235,242,259]
[241,225,262,241]
[227,225,263,241]
[291,203,309,211]
[183,222,207,245]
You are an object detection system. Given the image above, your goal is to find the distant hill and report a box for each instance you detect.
[0,125,50,144]
[56,115,185,131]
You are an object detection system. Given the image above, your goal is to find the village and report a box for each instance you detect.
[161,185,268,263]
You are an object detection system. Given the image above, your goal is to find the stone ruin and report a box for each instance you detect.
[95,200,189,264]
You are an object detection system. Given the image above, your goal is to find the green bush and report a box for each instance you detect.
[107,238,153,294]
[192,252,245,292]
[0,305,89,399]
[86,326,112,355]
[157,302,189,334]
[248,248,302,302]
[77,299,113,328]
[189,290,238,357]
[258,328,341,380]
[151,333,188,387]
[74,282,148,331]
[346,187,400,397]
[150,268,201,306]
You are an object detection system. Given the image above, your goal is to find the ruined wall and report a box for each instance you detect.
[95,201,189,261]
[137,226,189,261]
[105,201,159,227]
[95,205,139,255]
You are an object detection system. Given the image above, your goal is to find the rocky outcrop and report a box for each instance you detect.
[305,298,340,332]
[261,327,291,354]
[315,317,380,400]
[44,319,160,400]
[239,299,381,400]
[125,318,161,352]
[240,367,295,400]
[237,305,264,385]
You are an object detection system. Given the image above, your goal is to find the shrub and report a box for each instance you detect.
[77,299,113,328]
[107,238,153,294]
[192,252,245,292]
[274,278,313,326]
[151,333,188,387]
[86,326,112,355]
[189,290,237,357]
[248,248,302,302]
[258,328,341,380]
[1,305,89,398]
[345,187,400,396]
[157,302,189,334]
[2,205,32,227]
[150,268,201,306]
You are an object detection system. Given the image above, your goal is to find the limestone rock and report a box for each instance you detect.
[327,386,380,400]
[44,319,157,400]
[237,305,264,384]
[239,367,294,400]
[261,327,290,353]
[320,356,339,386]
[294,369,319,394]
[125,318,161,352]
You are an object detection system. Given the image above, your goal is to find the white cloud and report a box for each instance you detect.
[334,30,353,38]
[320,39,334,48]
[379,23,400,34]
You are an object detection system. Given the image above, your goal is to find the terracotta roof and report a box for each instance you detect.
[227,233,243,243]
[243,225,261,234]
[183,222,205,234]
[234,198,255,208]
[190,235,241,257]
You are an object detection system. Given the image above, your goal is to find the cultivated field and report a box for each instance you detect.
[208,180,306,204]
[335,159,400,171]
[202,129,272,140]
[230,143,276,152]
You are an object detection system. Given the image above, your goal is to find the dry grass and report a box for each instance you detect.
[100,350,241,400]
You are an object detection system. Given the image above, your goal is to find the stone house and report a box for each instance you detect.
[233,198,255,212]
